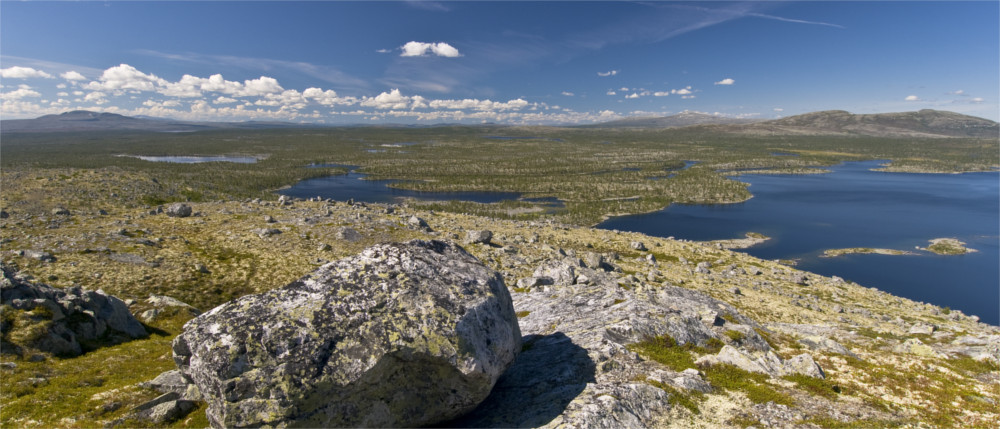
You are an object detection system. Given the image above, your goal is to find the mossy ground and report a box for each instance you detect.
[1,160,998,427]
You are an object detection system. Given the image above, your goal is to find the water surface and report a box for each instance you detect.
[280,167,521,204]
[599,160,1000,325]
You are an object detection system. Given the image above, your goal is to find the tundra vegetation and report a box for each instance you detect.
[0,126,998,427]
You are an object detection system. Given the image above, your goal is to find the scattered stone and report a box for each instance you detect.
[1,263,146,357]
[335,226,363,242]
[466,229,493,245]
[516,276,553,289]
[894,338,942,358]
[194,264,210,274]
[908,322,937,335]
[23,250,56,262]
[317,243,332,251]
[532,259,578,286]
[630,241,647,251]
[695,262,711,274]
[408,215,429,229]
[51,207,70,216]
[254,228,281,238]
[165,203,192,218]
[729,287,742,295]
[645,254,657,265]
[0,210,8,219]
[263,215,276,223]
[173,240,521,428]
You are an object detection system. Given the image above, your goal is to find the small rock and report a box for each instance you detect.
[317,243,332,251]
[729,287,741,295]
[263,215,276,223]
[466,230,493,245]
[51,207,71,216]
[908,323,937,336]
[630,241,647,251]
[408,215,429,229]
[255,228,281,238]
[24,250,56,262]
[165,203,192,218]
[335,227,362,242]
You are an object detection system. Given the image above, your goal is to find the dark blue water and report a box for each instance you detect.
[279,168,521,204]
[599,160,1000,325]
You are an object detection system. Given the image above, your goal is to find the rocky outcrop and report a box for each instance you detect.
[172,240,521,428]
[0,263,147,357]
[453,255,815,428]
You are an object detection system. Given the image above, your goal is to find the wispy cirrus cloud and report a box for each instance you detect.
[134,49,370,91]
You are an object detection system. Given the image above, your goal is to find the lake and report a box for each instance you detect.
[279,166,522,204]
[598,160,999,325]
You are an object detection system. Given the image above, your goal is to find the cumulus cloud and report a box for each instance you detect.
[674,87,693,95]
[60,71,87,81]
[905,95,920,101]
[714,78,735,85]
[971,97,984,103]
[598,70,618,77]
[0,86,42,100]
[561,91,575,96]
[1,66,54,79]
[87,64,166,92]
[653,91,670,97]
[626,93,640,99]
[400,41,462,57]
[606,90,616,95]
[214,96,238,104]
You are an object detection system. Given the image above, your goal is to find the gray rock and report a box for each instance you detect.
[0,263,146,357]
[0,210,8,219]
[263,215,276,223]
[23,250,55,262]
[173,240,521,428]
[908,322,937,335]
[516,276,553,289]
[255,228,281,238]
[335,226,362,242]
[582,252,607,270]
[783,353,825,379]
[532,259,578,286]
[51,207,70,216]
[630,241,647,251]
[408,215,428,228]
[466,229,493,245]
[165,203,192,218]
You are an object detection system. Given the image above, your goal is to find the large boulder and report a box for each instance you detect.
[0,263,147,357]
[172,240,521,428]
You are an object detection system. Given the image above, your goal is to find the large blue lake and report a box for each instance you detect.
[599,160,999,325]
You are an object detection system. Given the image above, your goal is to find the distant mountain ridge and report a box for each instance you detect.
[580,111,760,128]
[3,109,996,138]
[0,110,309,133]
[726,109,999,138]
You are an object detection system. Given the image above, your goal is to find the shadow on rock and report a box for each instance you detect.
[444,332,595,428]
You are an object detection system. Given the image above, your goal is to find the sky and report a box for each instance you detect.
[1,1,997,125]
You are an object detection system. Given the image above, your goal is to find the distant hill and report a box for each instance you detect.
[724,109,999,138]
[0,110,310,133]
[582,111,760,129]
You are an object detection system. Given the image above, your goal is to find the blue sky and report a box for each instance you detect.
[1,1,997,125]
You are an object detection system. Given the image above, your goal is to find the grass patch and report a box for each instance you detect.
[701,363,795,406]
[783,373,842,399]
[627,335,710,371]
[647,379,704,415]
[515,310,531,319]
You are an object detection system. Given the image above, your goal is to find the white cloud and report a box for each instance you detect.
[606,90,616,96]
[0,87,42,100]
[681,95,696,99]
[673,87,693,95]
[905,95,920,101]
[376,48,392,54]
[653,91,670,97]
[561,91,575,96]
[773,108,784,112]
[214,96,237,104]
[626,93,640,99]
[619,87,629,92]
[60,71,87,81]
[949,89,965,96]
[0,66,53,79]
[84,91,108,105]
[361,89,412,109]
[598,70,618,77]
[400,41,462,57]
[971,97,984,103]
[714,78,735,85]
[87,64,166,93]
[428,97,529,111]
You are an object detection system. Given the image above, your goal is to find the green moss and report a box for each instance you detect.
[782,373,841,399]
[796,416,907,428]
[724,330,746,343]
[647,379,703,415]
[627,335,697,371]
[701,363,794,406]
[515,310,531,319]
[941,355,999,375]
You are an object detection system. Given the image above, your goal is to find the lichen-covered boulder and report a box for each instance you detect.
[172,240,521,428]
